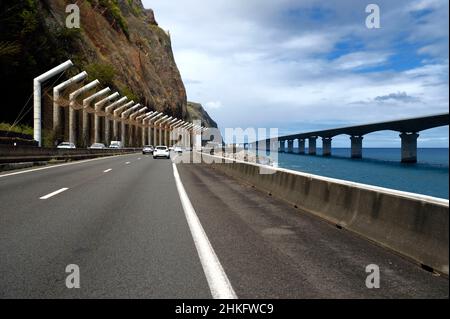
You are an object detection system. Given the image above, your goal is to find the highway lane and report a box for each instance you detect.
[0,154,210,298]
[177,162,449,299]
[0,153,448,298]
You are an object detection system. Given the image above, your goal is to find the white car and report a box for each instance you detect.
[142,145,154,155]
[109,141,122,149]
[89,143,106,149]
[153,146,170,159]
[173,146,183,153]
[57,142,76,149]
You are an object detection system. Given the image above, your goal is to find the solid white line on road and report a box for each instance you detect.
[39,188,69,200]
[103,169,112,173]
[0,154,137,179]
[172,163,237,299]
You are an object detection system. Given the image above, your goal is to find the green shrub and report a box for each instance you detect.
[0,122,33,135]
[85,63,116,86]
[97,0,129,38]
[121,86,138,101]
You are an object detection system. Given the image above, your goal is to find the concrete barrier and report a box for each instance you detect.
[196,152,449,276]
[0,145,140,164]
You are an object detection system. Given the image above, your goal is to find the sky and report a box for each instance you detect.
[143,0,449,146]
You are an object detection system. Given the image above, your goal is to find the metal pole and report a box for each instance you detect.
[82,87,110,147]
[34,60,73,146]
[94,92,119,143]
[68,80,100,146]
[53,71,87,144]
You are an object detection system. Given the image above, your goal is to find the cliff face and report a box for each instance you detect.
[186,102,218,128]
[0,0,215,134]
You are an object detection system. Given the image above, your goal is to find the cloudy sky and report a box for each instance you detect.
[143,0,448,146]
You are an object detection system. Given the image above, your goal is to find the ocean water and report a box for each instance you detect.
[262,148,449,199]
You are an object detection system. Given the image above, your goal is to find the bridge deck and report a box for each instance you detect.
[275,113,449,141]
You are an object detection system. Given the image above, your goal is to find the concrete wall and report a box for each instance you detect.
[196,152,449,276]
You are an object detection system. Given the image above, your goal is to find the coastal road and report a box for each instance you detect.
[0,153,447,298]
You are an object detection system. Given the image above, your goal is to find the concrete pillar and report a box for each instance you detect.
[105,119,110,146]
[82,110,89,147]
[280,140,285,152]
[350,136,363,159]
[69,108,76,145]
[287,140,294,153]
[53,90,62,142]
[400,132,419,163]
[164,128,168,146]
[147,123,153,145]
[154,126,158,146]
[121,122,126,147]
[95,115,101,143]
[308,137,317,155]
[129,124,134,146]
[322,137,332,156]
[298,139,305,154]
[159,127,162,145]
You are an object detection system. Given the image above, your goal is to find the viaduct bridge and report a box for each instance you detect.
[249,113,449,163]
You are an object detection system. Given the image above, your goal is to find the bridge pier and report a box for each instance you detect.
[322,137,332,156]
[308,137,317,155]
[298,139,305,154]
[350,136,363,159]
[279,140,285,152]
[400,132,419,163]
[287,140,294,153]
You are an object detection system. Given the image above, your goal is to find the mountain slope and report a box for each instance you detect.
[0,0,216,139]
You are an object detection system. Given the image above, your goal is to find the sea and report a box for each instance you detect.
[261,148,449,199]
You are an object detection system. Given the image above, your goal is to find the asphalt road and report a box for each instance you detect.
[0,153,447,298]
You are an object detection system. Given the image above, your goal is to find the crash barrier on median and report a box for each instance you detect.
[195,152,449,276]
[0,145,140,164]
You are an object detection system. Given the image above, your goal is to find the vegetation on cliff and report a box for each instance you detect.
[0,0,217,136]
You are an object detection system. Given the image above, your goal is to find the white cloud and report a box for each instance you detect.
[333,52,391,70]
[143,0,448,145]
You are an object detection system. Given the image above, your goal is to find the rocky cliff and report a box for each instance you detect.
[0,0,216,136]
[186,102,218,128]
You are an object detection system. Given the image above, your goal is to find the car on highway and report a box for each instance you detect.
[109,141,122,149]
[57,142,76,149]
[142,145,154,155]
[153,145,170,159]
[89,143,106,149]
[173,146,183,153]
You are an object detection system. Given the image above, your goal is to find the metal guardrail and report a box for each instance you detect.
[0,145,140,164]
